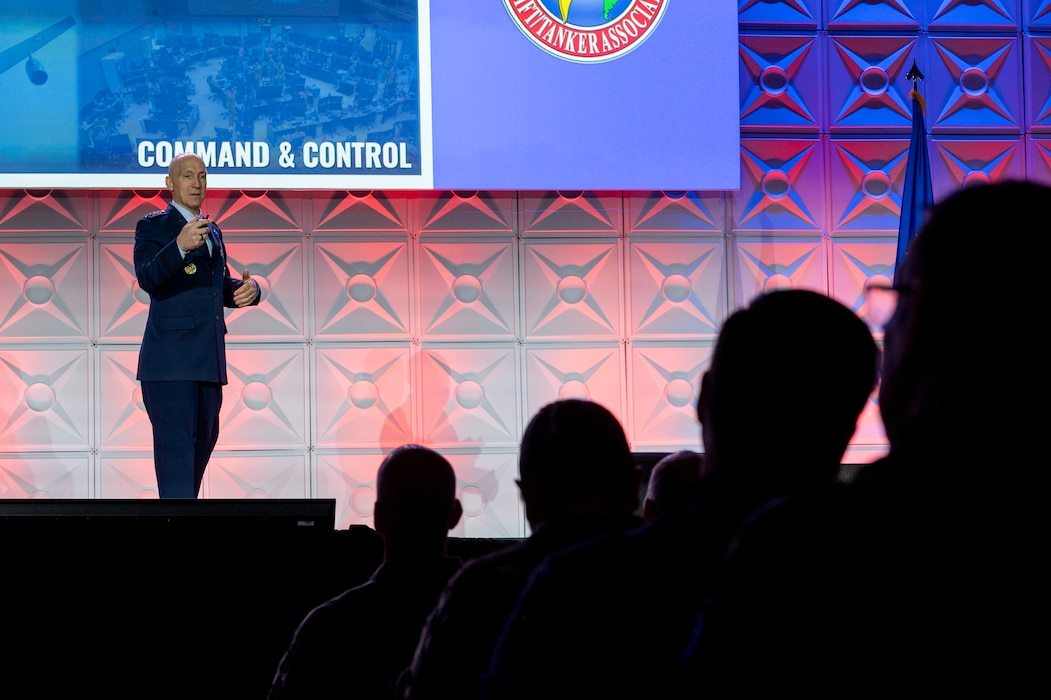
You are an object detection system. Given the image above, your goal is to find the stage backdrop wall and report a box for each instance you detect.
[2,0,1047,535]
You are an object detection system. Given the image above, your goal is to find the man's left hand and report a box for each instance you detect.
[234,274,258,307]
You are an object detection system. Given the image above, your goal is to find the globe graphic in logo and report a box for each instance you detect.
[544,0,630,26]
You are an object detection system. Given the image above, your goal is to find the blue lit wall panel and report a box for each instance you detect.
[930,137,1026,193]
[739,0,822,29]
[1025,36,1051,131]
[829,137,911,232]
[927,0,1020,32]
[928,35,1023,132]
[1024,0,1051,28]
[1026,136,1051,184]
[825,0,923,30]
[740,34,824,132]
[734,138,826,232]
[828,35,922,132]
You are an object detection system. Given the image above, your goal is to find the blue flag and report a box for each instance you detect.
[895,89,934,279]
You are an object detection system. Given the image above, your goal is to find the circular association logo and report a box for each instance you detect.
[503,0,669,64]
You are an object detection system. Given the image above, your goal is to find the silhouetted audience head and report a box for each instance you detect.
[879,179,1045,448]
[517,398,639,530]
[268,444,465,700]
[373,444,463,558]
[642,450,705,521]
[698,288,879,486]
[680,180,1049,698]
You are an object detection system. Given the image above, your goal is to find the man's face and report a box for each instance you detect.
[165,156,207,212]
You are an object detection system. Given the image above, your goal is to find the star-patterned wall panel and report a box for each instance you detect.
[2,1,1049,534]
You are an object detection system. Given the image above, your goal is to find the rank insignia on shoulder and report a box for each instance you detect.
[185,262,197,275]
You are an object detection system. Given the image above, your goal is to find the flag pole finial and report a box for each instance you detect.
[905,59,924,88]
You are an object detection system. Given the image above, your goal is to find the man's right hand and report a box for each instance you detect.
[178,215,211,252]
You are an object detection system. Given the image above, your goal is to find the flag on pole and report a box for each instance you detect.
[895,62,934,280]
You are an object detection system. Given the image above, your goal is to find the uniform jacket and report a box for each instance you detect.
[134,203,257,384]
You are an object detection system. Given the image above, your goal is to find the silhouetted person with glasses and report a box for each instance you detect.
[685,180,1046,697]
